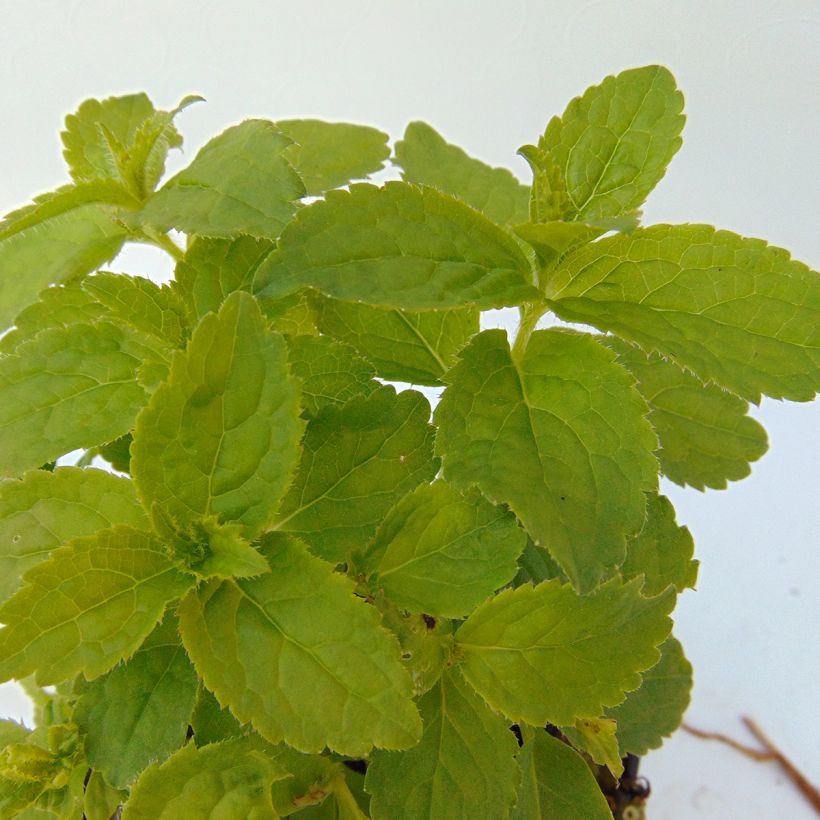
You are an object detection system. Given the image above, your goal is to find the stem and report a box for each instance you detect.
[511,303,545,360]
[135,229,185,262]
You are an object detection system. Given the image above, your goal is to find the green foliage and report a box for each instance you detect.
[0,67,815,818]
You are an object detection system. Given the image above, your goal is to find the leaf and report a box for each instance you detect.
[82,272,187,348]
[605,336,769,489]
[74,614,198,788]
[313,295,479,385]
[455,578,674,726]
[121,738,287,820]
[96,433,134,474]
[0,466,147,604]
[296,774,370,820]
[190,686,244,746]
[273,386,438,563]
[0,321,155,476]
[547,225,820,403]
[362,481,526,618]
[0,198,127,329]
[131,291,304,539]
[286,334,378,416]
[0,525,194,685]
[512,538,566,588]
[266,744,343,815]
[562,718,623,778]
[61,93,194,194]
[516,143,572,223]
[276,119,390,196]
[394,121,530,225]
[178,534,422,756]
[173,235,274,321]
[606,636,693,755]
[434,329,658,592]
[252,182,537,311]
[365,668,520,820]
[136,120,305,239]
[0,281,109,353]
[83,771,126,820]
[513,221,602,271]
[511,730,612,820]
[376,602,454,696]
[538,65,685,221]
[621,493,698,596]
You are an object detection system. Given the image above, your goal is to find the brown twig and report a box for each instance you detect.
[683,718,820,814]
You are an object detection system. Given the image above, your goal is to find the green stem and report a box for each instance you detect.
[511,303,545,360]
[136,229,185,263]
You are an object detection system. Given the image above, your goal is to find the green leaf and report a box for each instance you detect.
[313,295,479,385]
[253,182,537,311]
[516,143,572,223]
[455,578,674,726]
[606,636,693,755]
[0,321,154,476]
[434,329,658,592]
[296,774,370,820]
[273,386,438,563]
[547,225,820,402]
[266,744,343,815]
[622,493,698,597]
[394,121,530,225]
[74,614,198,788]
[0,525,194,685]
[605,336,769,489]
[362,481,526,618]
[562,718,623,778]
[512,730,612,820]
[131,291,304,539]
[95,433,133,474]
[178,534,422,756]
[121,738,286,820]
[0,281,108,353]
[537,65,685,221]
[365,668,520,820]
[136,120,305,239]
[0,196,127,330]
[286,335,378,417]
[0,466,147,604]
[512,221,602,271]
[83,771,126,820]
[61,93,195,194]
[173,235,274,321]
[276,119,390,196]
[82,272,187,348]
[190,686,244,746]
[512,538,566,588]
[376,602,454,696]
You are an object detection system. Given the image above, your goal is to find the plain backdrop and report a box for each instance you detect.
[0,2,818,817]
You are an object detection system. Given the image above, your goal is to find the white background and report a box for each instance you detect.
[0,2,818,817]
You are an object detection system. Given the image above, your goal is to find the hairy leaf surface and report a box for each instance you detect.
[132,291,304,538]
[0,467,146,604]
[363,481,526,618]
[274,386,438,562]
[366,669,520,820]
[286,335,378,416]
[178,534,422,755]
[137,120,305,239]
[435,329,658,591]
[512,730,612,820]
[606,337,768,489]
[253,182,537,310]
[606,636,693,755]
[0,322,154,476]
[74,615,198,788]
[314,296,478,385]
[538,65,684,221]
[455,578,674,725]
[121,738,286,820]
[547,225,820,402]
[277,119,390,195]
[0,525,193,685]
[622,493,698,596]
[395,121,530,225]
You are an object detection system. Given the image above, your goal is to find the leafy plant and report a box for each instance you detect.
[0,65,816,818]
